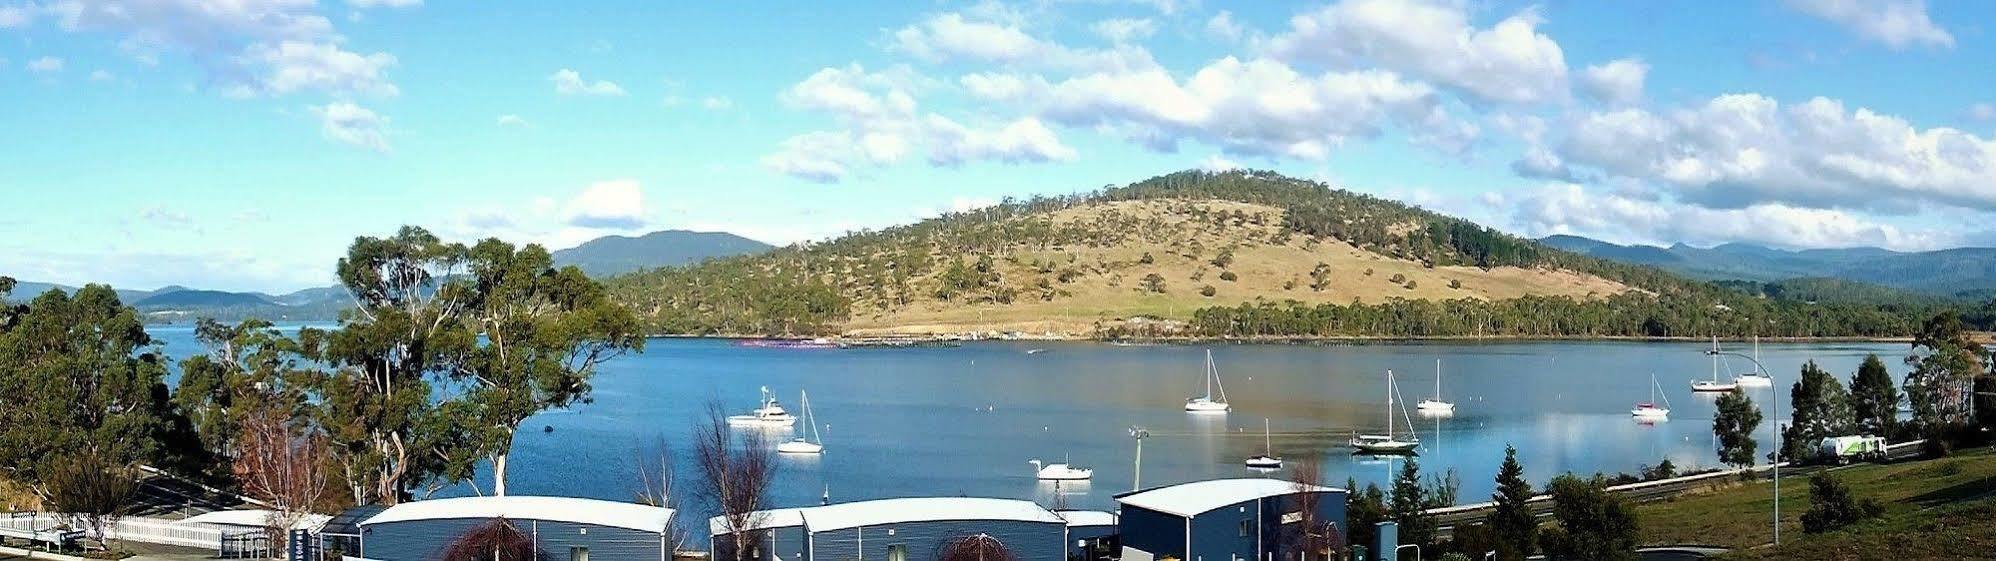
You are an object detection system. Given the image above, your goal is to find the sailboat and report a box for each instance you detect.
[1416,359,1455,415]
[1632,373,1671,421]
[727,386,800,427]
[777,390,824,454]
[1029,459,1093,480]
[1184,349,1230,413]
[1734,336,1772,387]
[1350,370,1420,454]
[1690,337,1738,393]
[1245,418,1283,469]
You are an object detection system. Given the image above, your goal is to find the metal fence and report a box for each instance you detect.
[0,512,232,551]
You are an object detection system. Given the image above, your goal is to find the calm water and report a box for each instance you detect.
[148,327,1905,522]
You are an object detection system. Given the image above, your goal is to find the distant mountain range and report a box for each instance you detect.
[551,229,772,277]
[4,228,776,323]
[1539,235,1996,298]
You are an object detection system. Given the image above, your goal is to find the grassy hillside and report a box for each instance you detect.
[604,170,1938,338]
[553,229,773,277]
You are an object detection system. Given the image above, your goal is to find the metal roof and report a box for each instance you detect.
[710,497,1063,535]
[360,496,673,534]
[1116,479,1343,518]
[178,509,332,532]
[1056,510,1117,527]
[707,507,810,535]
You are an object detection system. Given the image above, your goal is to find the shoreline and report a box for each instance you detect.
[645,332,1917,344]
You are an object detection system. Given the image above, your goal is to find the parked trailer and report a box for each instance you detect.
[1818,435,1888,464]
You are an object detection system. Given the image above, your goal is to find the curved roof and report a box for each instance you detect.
[1056,510,1117,528]
[707,507,809,535]
[360,496,673,534]
[1116,479,1343,518]
[178,509,332,532]
[804,497,1062,532]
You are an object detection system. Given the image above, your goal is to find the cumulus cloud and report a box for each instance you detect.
[1510,145,1577,182]
[762,132,859,183]
[496,114,529,127]
[1786,0,1952,50]
[1091,17,1156,43]
[1502,182,1957,250]
[1265,0,1569,104]
[562,179,648,229]
[348,0,420,8]
[27,56,62,72]
[1579,58,1647,106]
[702,96,734,110]
[959,72,1050,102]
[1205,10,1245,41]
[887,11,1155,73]
[924,115,1078,165]
[1967,103,1996,122]
[1558,94,1996,212]
[312,102,389,153]
[41,0,397,98]
[89,69,113,81]
[0,4,29,28]
[549,68,625,96]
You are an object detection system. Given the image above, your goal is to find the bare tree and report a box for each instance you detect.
[632,435,688,554]
[936,533,1018,561]
[1286,457,1343,561]
[438,518,546,561]
[41,451,137,551]
[694,401,778,561]
[234,406,330,548]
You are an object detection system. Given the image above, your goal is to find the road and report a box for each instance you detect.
[1432,440,1924,536]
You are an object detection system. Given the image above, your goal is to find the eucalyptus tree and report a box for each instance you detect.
[1903,311,1985,436]
[1849,354,1898,437]
[1781,361,1855,461]
[174,318,318,480]
[454,238,643,496]
[1712,389,1763,470]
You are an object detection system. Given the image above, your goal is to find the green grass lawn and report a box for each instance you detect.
[1635,446,1996,557]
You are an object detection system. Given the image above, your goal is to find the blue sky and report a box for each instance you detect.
[3,0,1995,293]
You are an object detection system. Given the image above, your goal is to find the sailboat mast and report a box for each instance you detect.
[1386,370,1395,438]
[1264,418,1272,454]
[1710,336,1719,382]
[1435,359,1443,398]
[1204,350,1214,399]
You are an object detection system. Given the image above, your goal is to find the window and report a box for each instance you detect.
[1239,519,1252,537]
[888,544,908,561]
[570,546,589,561]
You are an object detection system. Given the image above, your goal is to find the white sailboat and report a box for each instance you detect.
[1184,349,1231,413]
[1691,337,1738,393]
[1028,459,1093,480]
[1632,373,1671,421]
[1734,336,1772,387]
[1416,358,1455,415]
[777,390,824,454]
[1245,418,1283,469]
[1350,370,1420,454]
[727,386,800,427]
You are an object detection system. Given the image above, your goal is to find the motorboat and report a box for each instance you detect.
[1691,337,1738,393]
[1415,358,1455,416]
[1184,349,1231,413]
[1029,459,1092,480]
[1350,369,1420,454]
[1245,418,1283,470]
[727,386,799,427]
[1734,336,1772,387]
[777,390,824,454]
[1632,373,1671,421]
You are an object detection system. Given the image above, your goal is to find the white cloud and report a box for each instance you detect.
[1579,58,1647,106]
[89,69,113,81]
[42,0,397,98]
[959,72,1050,102]
[139,206,193,228]
[1199,154,1241,171]
[1090,17,1156,43]
[311,101,389,153]
[562,179,648,229]
[1205,10,1245,41]
[496,114,529,127]
[702,96,734,110]
[764,65,1077,182]
[925,115,1078,165]
[761,132,857,183]
[1558,94,1996,212]
[1265,0,1569,104]
[1786,0,1952,50]
[1510,145,1576,182]
[549,68,625,96]
[1502,182,1957,250]
[0,4,29,28]
[348,0,420,8]
[1968,103,1996,122]
[27,56,62,72]
[888,11,1155,73]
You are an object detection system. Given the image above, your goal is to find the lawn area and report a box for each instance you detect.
[1636,446,1996,555]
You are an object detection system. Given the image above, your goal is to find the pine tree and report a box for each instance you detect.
[1485,446,1536,561]
[1782,361,1855,461]
[1850,354,1898,437]
[1390,459,1436,548]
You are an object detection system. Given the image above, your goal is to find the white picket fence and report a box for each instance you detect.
[1,512,232,550]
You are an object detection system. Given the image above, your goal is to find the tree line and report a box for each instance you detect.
[0,226,643,548]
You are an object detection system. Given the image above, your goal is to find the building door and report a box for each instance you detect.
[887,544,908,561]
[571,546,589,561]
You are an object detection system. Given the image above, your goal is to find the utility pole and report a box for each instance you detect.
[1129,426,1149,492]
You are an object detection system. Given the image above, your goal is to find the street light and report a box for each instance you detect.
[1709,347,1780,545]
[1129,426,1149,493]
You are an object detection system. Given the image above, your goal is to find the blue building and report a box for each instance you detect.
[1114,479,1346,561]
[356,496,674,561]
[1057,510,1118,561]
[712,497,1113,561]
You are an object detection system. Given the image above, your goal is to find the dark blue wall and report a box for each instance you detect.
[806,519,1064,561]
[714,526,810,561]
[1117,506,1185,560]
[361,518,666,561]
[1121,491,1348,561]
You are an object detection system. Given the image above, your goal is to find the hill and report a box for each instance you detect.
[132,289,274,308]
[552,230,773,277]
[604,170,1937,339]
[1545,236,1996,297]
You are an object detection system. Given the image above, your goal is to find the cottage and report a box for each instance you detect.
[356,496,674,561]
[713,497,1112,561]
[1114,479,1345,561]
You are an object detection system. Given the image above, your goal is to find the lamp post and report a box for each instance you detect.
[1709,347,1779,545]
[1129,426,1149,493]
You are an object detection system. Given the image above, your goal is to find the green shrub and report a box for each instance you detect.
[1800,472,1883,534]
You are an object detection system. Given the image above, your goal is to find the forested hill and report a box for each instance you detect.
[603,170,1946,339]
